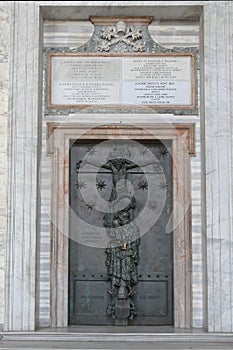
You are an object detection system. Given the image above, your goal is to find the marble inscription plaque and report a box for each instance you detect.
[48,53,195,109]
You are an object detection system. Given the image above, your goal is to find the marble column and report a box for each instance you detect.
[203,1,233,332]
[0,1,11,326]
[4,2,43,331]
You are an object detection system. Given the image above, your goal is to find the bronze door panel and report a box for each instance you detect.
[69,140,173,325]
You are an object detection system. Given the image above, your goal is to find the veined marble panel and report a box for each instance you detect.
[43,20,199,48]
[4,1,43,331]
[203,1,233,332]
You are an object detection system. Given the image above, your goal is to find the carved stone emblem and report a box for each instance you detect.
[98,20,145,52]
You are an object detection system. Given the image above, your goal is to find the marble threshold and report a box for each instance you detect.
[1,326,233,343]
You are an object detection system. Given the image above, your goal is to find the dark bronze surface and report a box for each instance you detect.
[69,140,173,325]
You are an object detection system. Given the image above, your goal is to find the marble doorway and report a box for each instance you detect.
[47,120,195,329]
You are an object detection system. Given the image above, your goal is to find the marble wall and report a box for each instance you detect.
[0,1,11,325]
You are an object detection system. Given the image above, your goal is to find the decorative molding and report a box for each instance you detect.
[89,16,154,26]
[175,124,196,156]
[47,121,195,328]
[47,122,196,156]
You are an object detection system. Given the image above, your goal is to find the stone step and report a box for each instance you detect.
[2,331,233,343]
[1,340,233,350]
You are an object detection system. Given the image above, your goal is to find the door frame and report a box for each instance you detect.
[47,119,195,328]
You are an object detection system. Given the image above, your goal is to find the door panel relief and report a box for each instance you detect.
[69,140,173,325]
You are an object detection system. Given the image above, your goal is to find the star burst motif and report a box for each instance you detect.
[87,146,96,156]
[137,146,149,157]
[86,201,97,210]
[138,180,148,191]
[76,160,83,171]
[76,180,87,189]
[159,146,168,158]
[96,180,106,190]
[159,181,169,191]
[147,201,158,212]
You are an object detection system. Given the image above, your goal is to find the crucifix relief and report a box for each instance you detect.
[76,143,162,325]
[102,149,141,325]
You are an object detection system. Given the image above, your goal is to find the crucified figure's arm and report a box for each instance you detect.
[125,159,161,171]
[76,159,111,171]
[76,157,161,172]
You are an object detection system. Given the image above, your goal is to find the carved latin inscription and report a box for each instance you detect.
[47,53,195,109]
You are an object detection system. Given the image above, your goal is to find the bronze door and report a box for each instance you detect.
[69,140,173,325]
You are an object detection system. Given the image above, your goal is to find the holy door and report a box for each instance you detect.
[69,140,173,325]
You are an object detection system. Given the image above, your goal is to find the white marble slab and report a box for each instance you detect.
[50,55,193,107]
